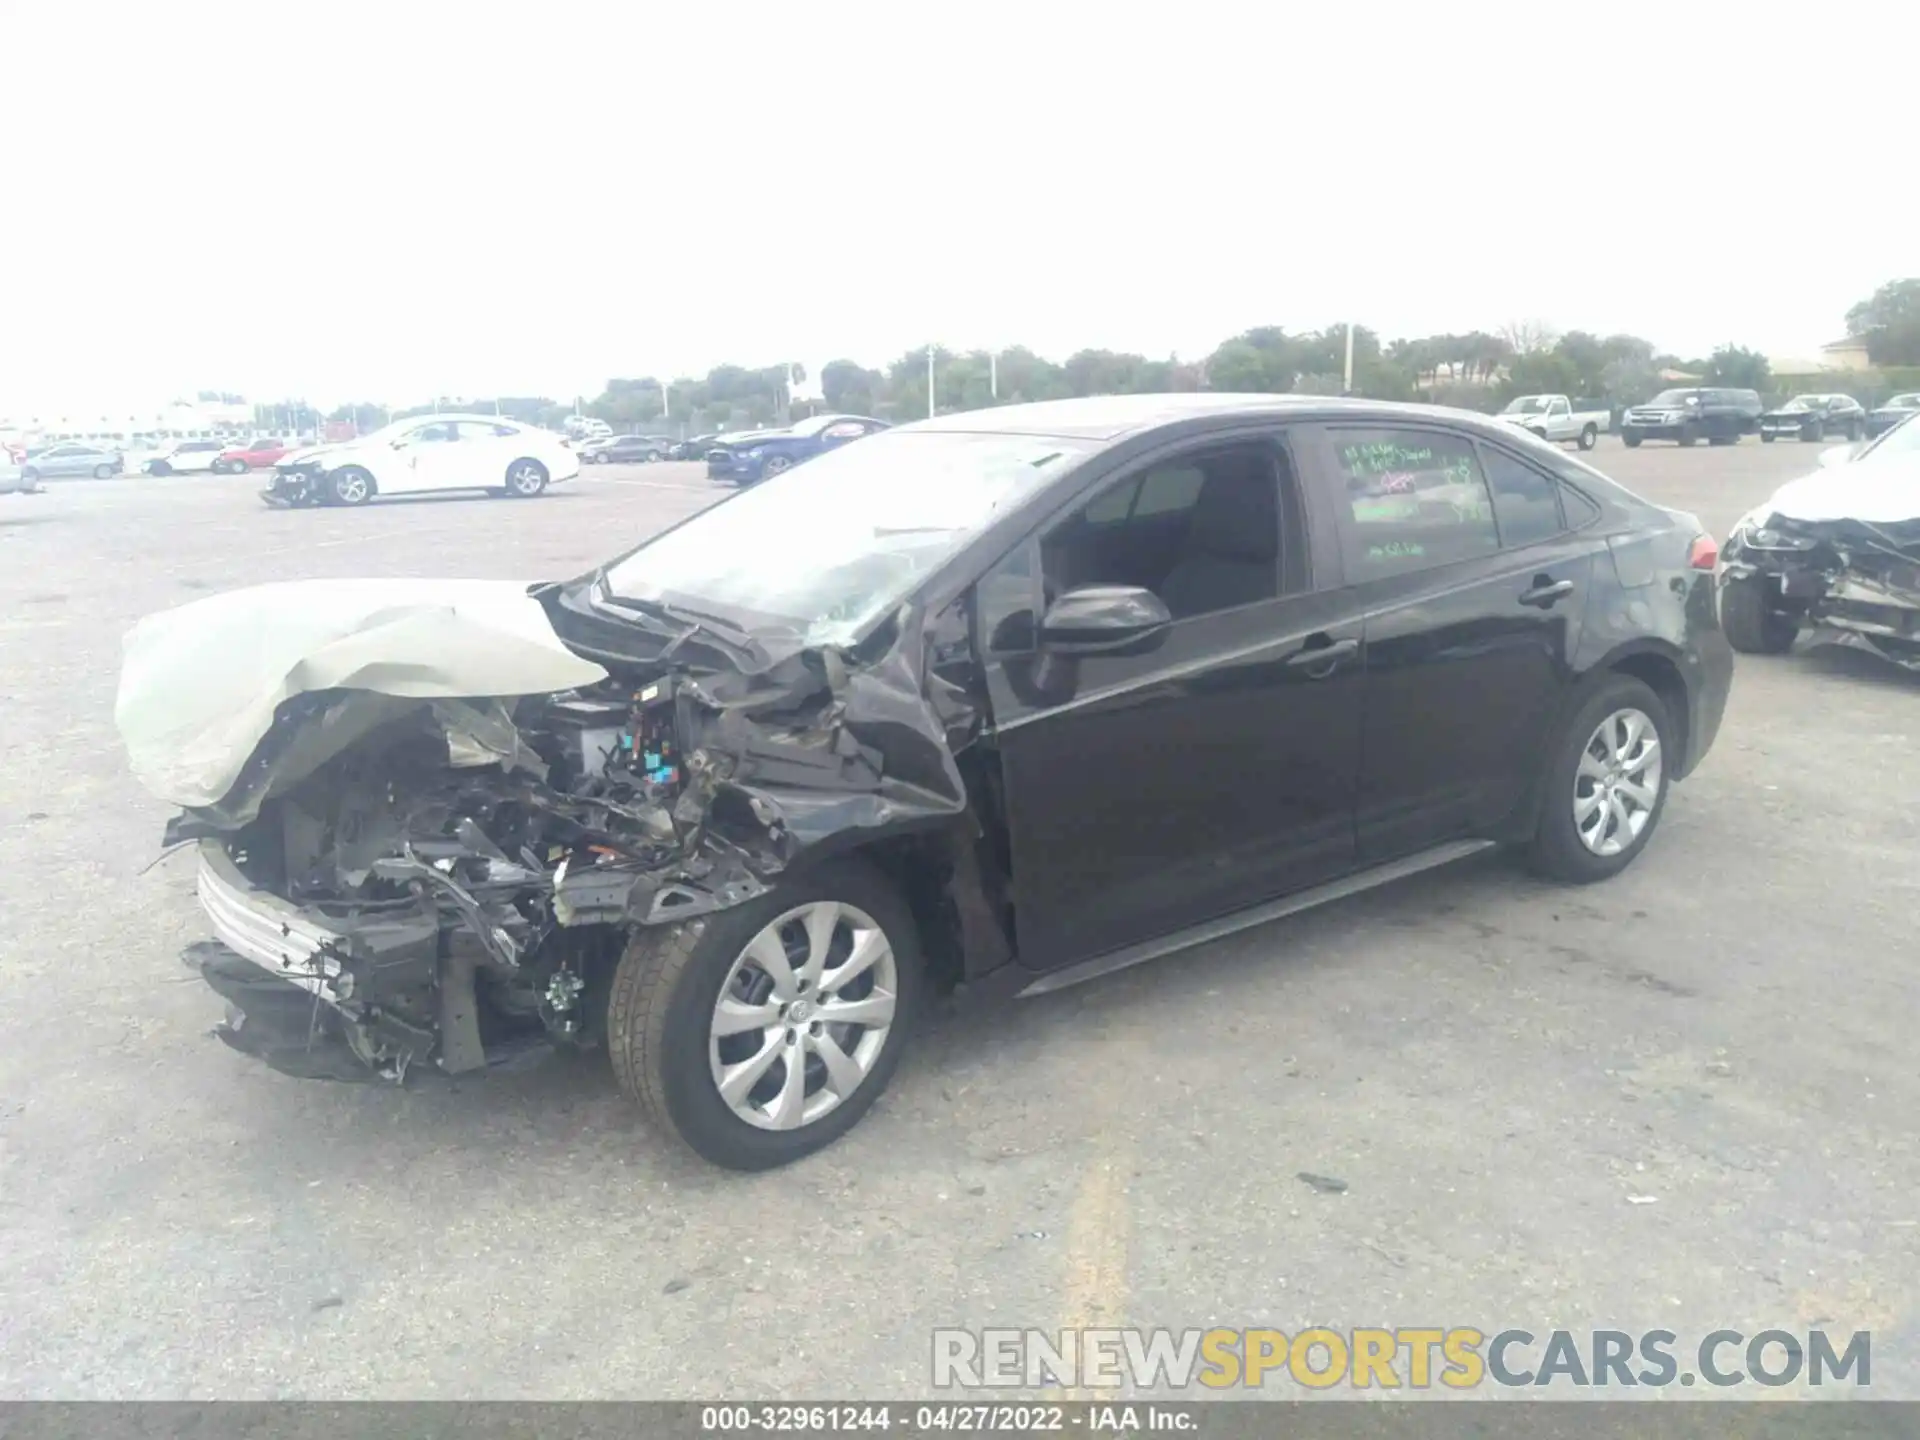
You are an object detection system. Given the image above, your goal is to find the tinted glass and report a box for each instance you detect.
[1481,446,1565,548]
[1332,428,1498,579]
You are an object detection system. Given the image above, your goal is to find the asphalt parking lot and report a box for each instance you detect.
[2,436,1917,1400]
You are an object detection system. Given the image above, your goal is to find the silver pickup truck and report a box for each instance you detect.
[1496,394,1608,450]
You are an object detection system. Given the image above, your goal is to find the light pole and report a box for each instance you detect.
[989,349,998,400]
[1343,322,1355,396]
[926,344,936,418]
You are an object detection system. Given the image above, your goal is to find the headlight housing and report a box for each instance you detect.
[1731,510,1816,551]
[747,447,766,458]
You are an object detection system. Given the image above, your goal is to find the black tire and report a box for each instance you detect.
[329,465,375,506]
[763,454,793,476]
[1761,432,1775,443]
[1621,433,1642,448]
[93,463,115,478]
[1720,574,1798,654]
[1525,674,1674,884]
[504,458,548,496]
[606,858,923,1171]
[1577,424,1597,451]
[1677,424,1700,447]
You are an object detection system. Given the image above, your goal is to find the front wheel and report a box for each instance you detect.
[1677,424,1700,447]
[329,466,374,505]
[1577,424,1597,451]
[1721,574,1798,654]
[93,463,115,479]
[762,454,793,477]
[504,458,548,496]
[607,859,923,1171]
[1761,431,1776,443]
[1526,675,1673,884]
[1621,433,1642,448]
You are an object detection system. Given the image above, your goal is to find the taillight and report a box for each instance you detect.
[1688,534,1719,570]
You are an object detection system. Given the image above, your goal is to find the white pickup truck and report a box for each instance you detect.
[1495,394,1608,451]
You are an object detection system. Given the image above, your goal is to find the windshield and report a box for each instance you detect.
[600,429,1094,645]
[1780,395,1824,412]
[1501,396,1551,415]
[1886,394,1920,409]
[786,413,847,438]
[1857,411,1920,461]
[1649,390,1699,407]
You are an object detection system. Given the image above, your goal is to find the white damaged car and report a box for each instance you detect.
[1718,414,1920,670]
[263,414,578,507]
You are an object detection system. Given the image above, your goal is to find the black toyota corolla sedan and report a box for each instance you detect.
[116,395,1734,1170]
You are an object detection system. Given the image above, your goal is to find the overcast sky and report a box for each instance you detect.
[4,1,1913,412]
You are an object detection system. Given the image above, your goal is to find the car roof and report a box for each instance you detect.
[894,392,1513,442]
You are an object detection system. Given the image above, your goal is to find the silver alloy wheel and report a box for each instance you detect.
[1573,706,1662,857]
[708,900,899,1131]
[508,461,545,494]
[764,455,792,474]
[334,470,370,503]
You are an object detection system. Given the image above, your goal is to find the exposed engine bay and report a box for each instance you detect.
[120,575,1012,1084]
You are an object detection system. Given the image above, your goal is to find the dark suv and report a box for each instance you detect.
[121,395,1735,1170]
[1621,388,1763,447]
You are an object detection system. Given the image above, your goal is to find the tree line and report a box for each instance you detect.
[269,277,1919,437]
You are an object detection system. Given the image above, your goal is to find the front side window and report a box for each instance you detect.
[600,430,1093,646]
[1332,427,1498,580]
[405,422,457,444]
[1038,443,1293,622]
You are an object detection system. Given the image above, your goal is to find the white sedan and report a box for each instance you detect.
[262,415,580,507]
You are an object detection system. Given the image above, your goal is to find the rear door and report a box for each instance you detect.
[1302,421,1597,861]
[980,425,1367,970]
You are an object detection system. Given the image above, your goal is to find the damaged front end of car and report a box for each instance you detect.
[1724,514,1920,670]
[119,574,1009,1086]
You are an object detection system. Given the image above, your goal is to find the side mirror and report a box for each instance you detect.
[1039,585,1172,655]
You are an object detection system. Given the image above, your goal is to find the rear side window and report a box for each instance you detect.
[1331,428,1498,580]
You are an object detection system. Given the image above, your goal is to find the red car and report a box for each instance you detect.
[213,438,296,474]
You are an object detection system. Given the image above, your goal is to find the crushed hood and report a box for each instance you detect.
[1760,458,1920,526]
[115,579,609,808]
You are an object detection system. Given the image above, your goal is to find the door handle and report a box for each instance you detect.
[1519,577,1574,608]
[1284,635,1359,675]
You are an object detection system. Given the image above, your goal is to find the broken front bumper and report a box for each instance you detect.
[196,841,348,998]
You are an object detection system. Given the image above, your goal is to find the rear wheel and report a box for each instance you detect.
[1577,424,1597,450]
[92,463,114,478]
[763,454,793,477]
[1720,574,1798,654]
[607,858,922,1170]
[329,466,374,506]
[505,458,548,497]
[1526,675,1672,884]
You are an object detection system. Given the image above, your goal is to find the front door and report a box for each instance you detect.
[390,420,463,492]
[980,430,1365,971]
[1304,422,1595,860]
